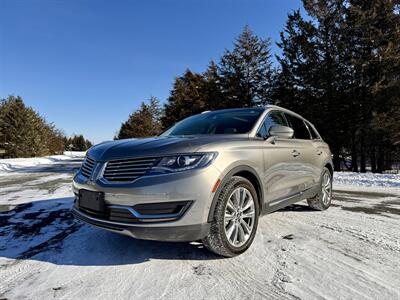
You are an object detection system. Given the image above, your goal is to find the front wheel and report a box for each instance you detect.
[307,167,333,211]
[203,176,259,257]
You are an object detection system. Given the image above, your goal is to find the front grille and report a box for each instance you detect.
[103,157,158,182]
[80,156,96,178]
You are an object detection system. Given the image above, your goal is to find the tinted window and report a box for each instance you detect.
[285,114,311,139]
[257,111,288,138]
[306,123,320,139]
[162,109,264,136]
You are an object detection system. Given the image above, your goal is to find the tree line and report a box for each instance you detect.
[117,0,400,173]
[0,95,92,158]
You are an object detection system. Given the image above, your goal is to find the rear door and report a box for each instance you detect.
[284,113,320,192]
[305,121,330,181]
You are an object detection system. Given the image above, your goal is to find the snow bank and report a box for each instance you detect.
[334,171,400,188]
[0,151,86,174]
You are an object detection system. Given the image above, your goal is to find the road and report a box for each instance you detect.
[0,158,399,299]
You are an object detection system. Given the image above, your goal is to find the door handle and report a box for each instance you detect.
[292,150,301,157]
[316,149,323,155]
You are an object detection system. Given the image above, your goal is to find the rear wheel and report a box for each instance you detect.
[307,167,332,211]
[203,176,259,257]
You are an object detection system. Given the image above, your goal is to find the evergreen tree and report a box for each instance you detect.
[275,0,400,172]
[85,139,93,150]
[344,0,400,172]
[0,95,65,158]
[161,70,208,129]
[160,27,275,129]
[117,97,163,138]
[64,134,93,151]
[218,25,274,107]
[75,135,87,151]
[203,60,225,110]
[275,1,363,171]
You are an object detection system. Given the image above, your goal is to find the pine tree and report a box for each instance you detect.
[117,97,163,138]
[75,135,87,151]
[275,0,399,172]
[345,0,400,172]
[0,95,66,158]
[275,2,357,171]
[218,25,274,107]
[64,135,92,151]
[161,70,208,129]
[201,61,224,110]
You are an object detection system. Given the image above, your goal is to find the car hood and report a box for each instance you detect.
[87,135,248,161]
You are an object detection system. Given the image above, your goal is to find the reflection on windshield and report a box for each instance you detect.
[162,109,264,136]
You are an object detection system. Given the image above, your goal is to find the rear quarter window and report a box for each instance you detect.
[306,123,321,140]
[285,114,311,140]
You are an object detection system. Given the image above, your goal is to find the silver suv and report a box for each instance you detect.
[72,105,333,257]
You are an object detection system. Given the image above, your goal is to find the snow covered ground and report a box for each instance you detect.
[334,171,400,188]
[0,151,86,173]
[0,155,399,299]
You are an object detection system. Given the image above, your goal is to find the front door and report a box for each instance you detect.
[257,111,303,211]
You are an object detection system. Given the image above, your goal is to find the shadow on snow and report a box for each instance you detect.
[0,197,221,266]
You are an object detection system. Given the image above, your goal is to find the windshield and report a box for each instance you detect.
[161,108,264,136]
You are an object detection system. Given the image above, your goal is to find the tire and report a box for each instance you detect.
[307,167,333,211]
[203,176,259,257]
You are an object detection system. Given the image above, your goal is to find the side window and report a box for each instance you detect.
[285,114,311,140]
[257,111,288,138]
[306,123,320,140]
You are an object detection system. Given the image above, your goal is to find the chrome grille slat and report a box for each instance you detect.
[104,167,151,172]
[103,157,158,182]
[107,160,156,166]
[105,176,140,179]
[104,172,147,176]
[80,156,96,179]
[105,163,155,169]
[81,165,93,172]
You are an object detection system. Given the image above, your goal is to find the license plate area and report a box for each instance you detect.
[78,190,105,212]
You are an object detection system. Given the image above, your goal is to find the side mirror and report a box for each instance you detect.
[268,125,294,139]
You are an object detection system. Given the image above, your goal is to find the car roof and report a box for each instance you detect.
[201,107,266,114]
[202,105,303,120]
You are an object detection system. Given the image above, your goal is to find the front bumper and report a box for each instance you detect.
[71,164,221,241]
[72,206,210,241]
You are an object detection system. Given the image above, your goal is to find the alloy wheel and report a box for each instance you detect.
[224,187,256,247]
[322,172,332,205]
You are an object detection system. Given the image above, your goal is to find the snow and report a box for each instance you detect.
[0,151,86,174]
[0,156,400,299]
[334,171,400,188]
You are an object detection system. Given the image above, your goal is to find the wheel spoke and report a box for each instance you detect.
[225,212,234,223]
[324,180,330,188]
[237,223,245,243]
[241,191,252,211]
[238,188,245,208]
[232,224,239,244]
[242,210,255,219]
[240,219,251,234]
[227,199,235,212]
[226,221,235,238]
[234,189,241,208]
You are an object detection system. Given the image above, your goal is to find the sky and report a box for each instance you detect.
[0,0,304,144]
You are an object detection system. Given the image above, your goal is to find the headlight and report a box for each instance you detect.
[147,152,217,175]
